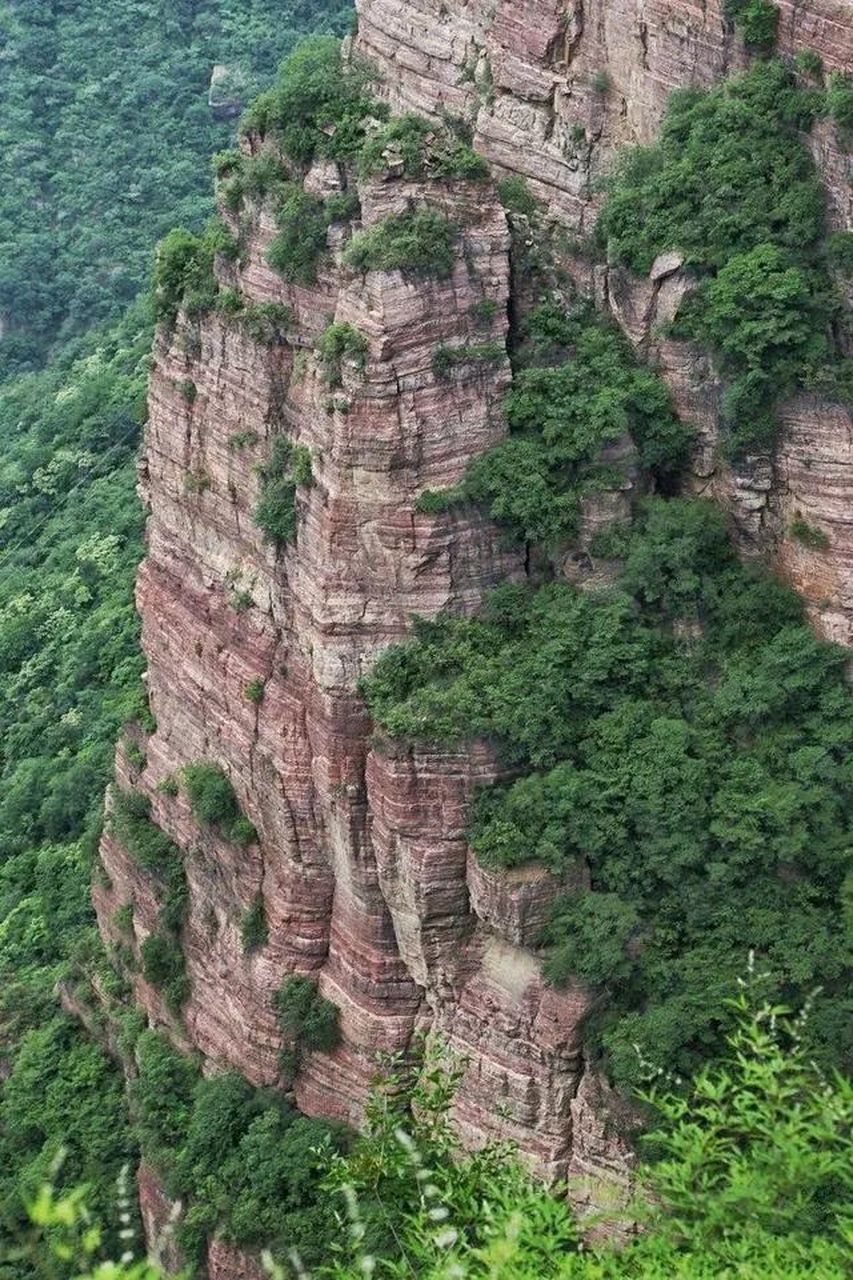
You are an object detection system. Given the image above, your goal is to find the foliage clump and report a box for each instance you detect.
[364,497,851,1088]
[319,322,369,386]
[267,186,328,284]
[140,932,189,1014]
[432,341,505,377]
[345,208,456,278]
[129,1031,348,1269]
[183,763,256,846]
[241,36,382,167]
[358,113,489,181]
[724,0,780,50]
[274,974,340,1076]
[599,61,846,454]
[253,435,313,546]
[455,302,690,546]
[240,892,268,952]
[153,220,236,327]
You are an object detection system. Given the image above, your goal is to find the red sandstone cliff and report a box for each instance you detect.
[95,3,852,1273]
[356,0,853,641]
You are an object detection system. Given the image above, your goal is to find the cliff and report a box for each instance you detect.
[357,0,853,642]
[93,2,852,1273]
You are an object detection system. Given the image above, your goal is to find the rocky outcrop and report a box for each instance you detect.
[98,150,623,1170]
[95,4,851,1271]
[355,0,853,640]
[356,0,851,227]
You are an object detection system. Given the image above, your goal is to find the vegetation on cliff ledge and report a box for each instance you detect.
[365,493,852,1091]
[13,990,853,1277]
[599,60,852,455]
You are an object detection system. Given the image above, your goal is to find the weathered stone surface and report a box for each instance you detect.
[98,6,853,1271]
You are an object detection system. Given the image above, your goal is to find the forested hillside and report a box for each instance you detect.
[1,1,852,1277]
[0,0,350,1261]
[0,0,350,377]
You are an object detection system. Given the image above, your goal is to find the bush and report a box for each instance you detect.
[345,208,456,278]
[240,893,268,952]
[253,435,312,546]
[238,301,292,344]
[497,174,538,218]
[109,787,180,874]
[724,0,779,49]
[358,113,488,181]
[153,220,235,326]
[242,36,380,166]
[274,975,340,1063]
[432,341,504,377]
[826,230,853,276]
[462,305,690,546]
[183,762,256,845]
[791,516,830,550]
[267,187,328,284]
[598,61,842,453]
[363,497,851,1087]
[318,321,368,386]
[324,190,361,223]
[826,71,853,137]
[140,933,189,1013]
[244,678,265,703]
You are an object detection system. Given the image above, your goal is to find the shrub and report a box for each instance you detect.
[274,975,340,1058]
[470,297,499,325]
[358,113,488,181]
[237,301,292,345]
[153,220,236,325]
[140,933,189,1013]
[253,435,312,546]
[363,497,851,1087]
[110,787,180,874]
[318,321,368,386]
[267,187,328,284]
[324,190,361,223]
[795,49,824,78]
[724,0,779,49]
[414,486,465,515]
[432,341,504,377]
[156,774,179,797]
[244,678,265,703]
[826,230,853,276]
[462,305,690,546]
[228,429,259,451]
[183,470,210,494]
[790,517,830,550]
[177,379,197,404]
[113,902,133,934]
[496,174,538,218]
[242,36,380,166]
[598,60,842,452]
[345,208,456,278]
[826,71,853,137]
[240,893,268,952]
[183,761,258,846]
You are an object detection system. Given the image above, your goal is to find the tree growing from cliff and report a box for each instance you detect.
[598,60,846,454]
[363,497,852,1090]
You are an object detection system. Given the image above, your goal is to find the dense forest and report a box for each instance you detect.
[1,2,852,1278]
[0,0,349,1263]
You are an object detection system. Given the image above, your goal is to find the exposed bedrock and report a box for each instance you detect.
[96,4,852,1270]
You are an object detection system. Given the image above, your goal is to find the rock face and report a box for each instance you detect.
[355,0,853,641]
[96,4,852,1274]
[97,155,633,1272]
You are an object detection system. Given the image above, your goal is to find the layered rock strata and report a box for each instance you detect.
[97,4,852,1273]
[356,0,853,641]
[96,151,633,1274]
